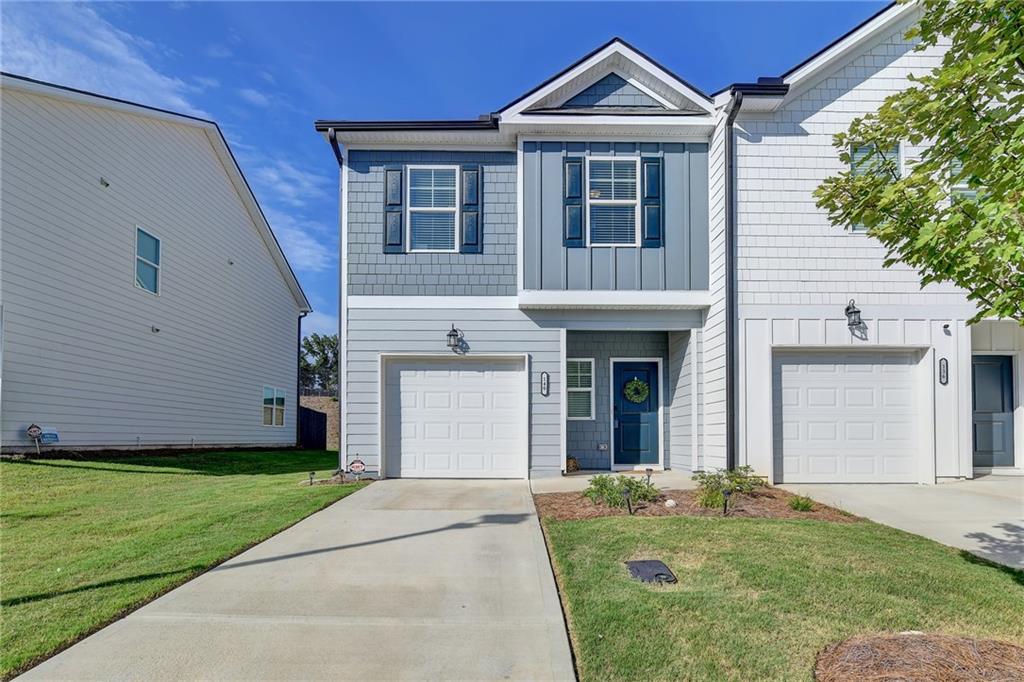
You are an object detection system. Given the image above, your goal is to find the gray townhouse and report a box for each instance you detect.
[317,2,1021,483]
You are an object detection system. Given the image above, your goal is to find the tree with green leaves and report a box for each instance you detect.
[300,333,338,394]
[814,0,1023,323]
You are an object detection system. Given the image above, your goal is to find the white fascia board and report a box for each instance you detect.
[517,290,713,310]
[348,296,519,309]
[782,2,919,97]
[500,42,713,118]
[502,113,715,127]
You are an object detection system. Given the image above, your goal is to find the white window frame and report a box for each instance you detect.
[566,358,595,421]
[405,164,460,253]
[134,226,161,295]
[585,156,641,247]
[848,142,902,234]
[262,385,286,427]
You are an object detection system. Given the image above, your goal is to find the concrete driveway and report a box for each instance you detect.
[783,476,1024,569]
[20,480,575,681]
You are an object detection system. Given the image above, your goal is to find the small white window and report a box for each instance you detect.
[262,386,286,426]
[135,228,160,294]
[407,166,458,252]
[950,158,978,203]
[587,157,639,246]
[566,359,595,420]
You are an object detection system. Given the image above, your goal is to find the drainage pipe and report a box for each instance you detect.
[724,91,743,471]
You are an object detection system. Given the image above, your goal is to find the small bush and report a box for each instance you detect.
[692,466,766,509]
[583,474,659,508]
[789,495,815,512]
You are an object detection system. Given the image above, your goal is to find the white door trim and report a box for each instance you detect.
[378,352,530,479]
[608,357,665,471]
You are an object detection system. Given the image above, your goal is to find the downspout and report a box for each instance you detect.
[296,311,308,447]
[327,128,344,473]
[725,91,743,471]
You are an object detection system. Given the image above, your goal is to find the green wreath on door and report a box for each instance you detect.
[623,377,650,404]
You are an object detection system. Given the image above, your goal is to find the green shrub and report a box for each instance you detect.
[691,466,765,509]
[583,474,659,508]
[788,495,815,512]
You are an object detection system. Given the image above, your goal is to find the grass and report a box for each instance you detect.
[0,450,365,678]
[543,515,1024,682]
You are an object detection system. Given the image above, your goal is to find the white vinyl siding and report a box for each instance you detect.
[566,358,594,420]
[0,86,301,450]
[262,386,285,426]
[587,158,639,245]
[135,227,160,294]
[407,166,458,252]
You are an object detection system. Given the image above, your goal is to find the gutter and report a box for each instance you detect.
[724,91,743,471]
[296,311,308,447]
[327,128,344,474]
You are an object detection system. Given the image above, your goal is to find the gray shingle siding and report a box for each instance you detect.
[562,74,663,108]
[566,331,670,470]
[347,150,517,295]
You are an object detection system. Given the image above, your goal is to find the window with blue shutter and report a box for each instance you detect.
[460,165,482,253]
[563,157,584,248]
[586,158,639,245]
[407,166,458,251]
[383,166,404,253]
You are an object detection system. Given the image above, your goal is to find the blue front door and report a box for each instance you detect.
[613,361,659,466]
[973,355,1015,467]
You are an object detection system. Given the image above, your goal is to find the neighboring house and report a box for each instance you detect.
[318,2,1021,482]
[0,74,312,453]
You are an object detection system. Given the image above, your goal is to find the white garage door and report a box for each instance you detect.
[384,357,526,479]
[773,351,920,483]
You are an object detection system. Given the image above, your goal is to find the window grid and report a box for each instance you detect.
[849,144,901,233]
[406,165,459,252]
[135,227,160,294]
[262,386,286,427]
[586,157,640,246]
[566,358,595,421]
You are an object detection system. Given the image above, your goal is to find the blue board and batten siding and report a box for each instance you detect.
[346,151,517,296]
[523,141,709,292]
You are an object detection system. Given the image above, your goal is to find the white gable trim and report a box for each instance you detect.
[500,40,714,119]
[0,73,312,313]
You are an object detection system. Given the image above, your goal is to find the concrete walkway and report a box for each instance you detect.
[21,481,575,681]
[783,476,1024,569]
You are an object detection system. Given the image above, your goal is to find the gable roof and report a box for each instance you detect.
[1,72,311,313]
[557,73,666,110]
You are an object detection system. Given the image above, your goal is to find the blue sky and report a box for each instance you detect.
[0,1,886,336]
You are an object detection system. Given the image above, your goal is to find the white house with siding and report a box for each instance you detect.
[317,1,1019,483]
[0,73,312,453]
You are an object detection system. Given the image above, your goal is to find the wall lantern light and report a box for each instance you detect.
[446,324,463,350]
[844,299,862,328]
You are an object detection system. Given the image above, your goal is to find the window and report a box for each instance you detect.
[566,359,594,420]
[262,386,285,426]
[407,166,458,252]
[950,158,979,203]
[587,158,639,245]
[850,144,900,232]
[135,228,160,294]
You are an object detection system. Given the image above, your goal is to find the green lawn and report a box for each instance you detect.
[0,450,364,678]
[543,516,1024,682]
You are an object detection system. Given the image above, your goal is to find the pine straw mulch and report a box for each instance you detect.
[533,486,857,522]
[815,632,1024,682]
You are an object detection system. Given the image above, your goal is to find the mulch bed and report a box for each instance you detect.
[815,632,1024,681]
[533,486,857,522]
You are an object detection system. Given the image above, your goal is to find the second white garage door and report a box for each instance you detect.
[384,357,526,479]
[773,351,921,483]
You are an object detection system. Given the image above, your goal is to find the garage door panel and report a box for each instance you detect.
[385,358,526,479]
[773,351,920,483]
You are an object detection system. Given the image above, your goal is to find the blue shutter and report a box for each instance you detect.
[641,157,663,248]
[563,157,584,248]
[460,165,482,254]
[383,166,404,253]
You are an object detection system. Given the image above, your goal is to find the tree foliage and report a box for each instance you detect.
[300,333,338,393]
[814,0,1024,323]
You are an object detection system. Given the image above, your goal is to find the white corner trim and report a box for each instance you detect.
[516,138,525,293]
[517,290,713,310]
[348,296,519,309]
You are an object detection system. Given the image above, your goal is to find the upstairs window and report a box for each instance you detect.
[950,158,979,202]
[407,166,458,252]
[850,144,900,232]
[135,227,160,294]
[566,359,595,420]
[587,158,639,245]
[262,386,285,426]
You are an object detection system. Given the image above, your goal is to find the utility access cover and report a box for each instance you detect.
[625,560,677,584]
